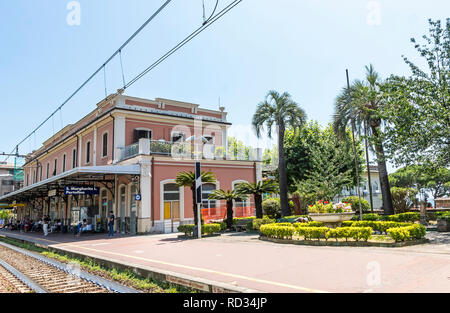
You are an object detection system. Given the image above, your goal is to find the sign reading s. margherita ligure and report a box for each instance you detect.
[64,186,100,195]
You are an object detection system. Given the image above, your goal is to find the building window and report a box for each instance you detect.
[26,174,29,186]
[62,154,66,172]
[53,159,58,176]
[102,133,108,158]
[72,149,77,169]
[46,163,50,179]
[133,129,152,143]
[39,165,42,181]
[163,183,180,220]
[86,141,91,164]
[202,183,217,209]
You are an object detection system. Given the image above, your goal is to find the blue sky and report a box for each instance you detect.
[1,0,449,167]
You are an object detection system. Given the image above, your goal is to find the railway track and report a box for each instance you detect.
[0,241,140,293]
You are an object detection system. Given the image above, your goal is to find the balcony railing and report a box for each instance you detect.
[117,139,262,162]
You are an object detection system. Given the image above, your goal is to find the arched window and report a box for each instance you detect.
[163,183,180,220]
[202,183,217,209]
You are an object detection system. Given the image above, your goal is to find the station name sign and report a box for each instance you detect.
[64,186,100,195]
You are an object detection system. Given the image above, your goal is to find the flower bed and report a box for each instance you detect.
[259,222,427,245]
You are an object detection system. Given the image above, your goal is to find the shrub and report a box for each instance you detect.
[296,227,329,241]
[348,221,414,234]
[293,221,324,228]
[387,227,410,242]
[388,212,420,223]
[391,187,418,214]
[202,223,221,235]
[252,217,276,231]
[177,224,194,236]
[436,212,450,221]
[341,196,370,213]
[260,224,295,239]
[262,198,281,219]
[177,223,221,236]
[362,213,382,221]
[406,224,426,239]
[219,222,227,231]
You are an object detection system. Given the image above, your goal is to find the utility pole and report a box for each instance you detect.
[346,70,363,220]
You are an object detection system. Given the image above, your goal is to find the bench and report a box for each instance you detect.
[233,219,249,232]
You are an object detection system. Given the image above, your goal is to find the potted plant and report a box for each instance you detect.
[308,200,354,228]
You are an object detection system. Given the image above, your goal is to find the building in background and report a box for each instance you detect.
[0,95,261,234]
[334,165,383,210]
[0,162,18,197]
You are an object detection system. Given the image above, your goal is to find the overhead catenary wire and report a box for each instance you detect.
[124,0,242,90]
[2,0,173,161]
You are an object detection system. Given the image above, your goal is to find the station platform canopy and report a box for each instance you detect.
[0,165,141,204]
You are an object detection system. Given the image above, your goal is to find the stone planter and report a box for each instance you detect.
[437,219,450,232]
[309,212,355,228]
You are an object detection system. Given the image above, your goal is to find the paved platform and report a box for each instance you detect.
[0,229,449,293]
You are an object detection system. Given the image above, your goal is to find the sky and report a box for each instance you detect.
[0,0,449,171]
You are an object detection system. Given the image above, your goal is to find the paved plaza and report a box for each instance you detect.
[1,230,449,293]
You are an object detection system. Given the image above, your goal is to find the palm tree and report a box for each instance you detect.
[208,189,247,228]
[333,64,394,215]
[175,171,216,226]
[253,91,307,217]
[234,180,279,218]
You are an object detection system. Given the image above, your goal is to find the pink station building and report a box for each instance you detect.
[1,95,262,234]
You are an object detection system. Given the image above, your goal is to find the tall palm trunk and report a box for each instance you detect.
[226,200,234,228]
[370,126,394,215]
[364,121,374,213]
[254,193,263,218]
[278,121,290,216]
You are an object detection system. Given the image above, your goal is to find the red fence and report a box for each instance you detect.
[201,206,255,222]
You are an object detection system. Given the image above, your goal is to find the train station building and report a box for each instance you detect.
[0,94,261,234]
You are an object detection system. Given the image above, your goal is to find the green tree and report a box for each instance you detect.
[175,171,216,226]
[333,64,394,215]
[234,180,279,218]
[389,165,450,207]
[227,137,253,160]
[294,130,355,202]
[253,90,307,217]
[208,189,246,228]
[284,122,364,194]
[383,19,450,167]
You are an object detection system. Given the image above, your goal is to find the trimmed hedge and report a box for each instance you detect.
[260,222,426,243]
[293,221,324,228]
[347,221,413,234]
[351,212,420,222]
[177,223,221,236]
[387,224,426,242]
[259,224,295,239]
[260,224,372,242]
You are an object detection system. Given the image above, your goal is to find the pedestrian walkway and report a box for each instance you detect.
[0,229,449,293]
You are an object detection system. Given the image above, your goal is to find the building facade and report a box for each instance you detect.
[0,95,261,234]
[334,165,383,210]
[0,163,16,197]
